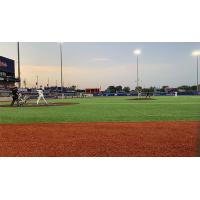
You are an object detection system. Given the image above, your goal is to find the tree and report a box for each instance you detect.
[115,85,123,92]
[160,85,169,92]
[107,86,116,93]
[71,85,76,90]
[135,86,142,93]
[177,85,191,91]
[123,86,130,93]
[142,88,149,92]
[191,85,197,91]
[149,86,155,92]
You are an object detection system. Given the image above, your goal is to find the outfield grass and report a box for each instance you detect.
[0,96,200,124]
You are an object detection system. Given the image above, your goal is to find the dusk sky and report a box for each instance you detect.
[0,42,199,89]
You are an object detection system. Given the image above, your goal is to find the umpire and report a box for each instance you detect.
[10,86,19,106]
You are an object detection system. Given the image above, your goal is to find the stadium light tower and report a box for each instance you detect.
[192,50,200,94]
[133,49,141,88]
[58,42,64,97]
[17,42,21,88]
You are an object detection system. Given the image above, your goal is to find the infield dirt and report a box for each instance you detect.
[0,121,199,156]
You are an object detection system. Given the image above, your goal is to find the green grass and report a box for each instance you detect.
[0,96,200,124]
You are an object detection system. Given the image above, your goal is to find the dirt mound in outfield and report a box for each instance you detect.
[128,98,156,100]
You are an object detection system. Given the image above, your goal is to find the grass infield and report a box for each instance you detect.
[0,96,200,124]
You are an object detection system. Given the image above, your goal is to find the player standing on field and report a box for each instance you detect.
[10,86,19,106]
[36,86,48,104]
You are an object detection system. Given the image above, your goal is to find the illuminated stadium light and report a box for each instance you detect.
[133,49,141,55]
[192,50,200,56]
[57,42,64,98]
[192,50,200,93]
[133,49,141,89]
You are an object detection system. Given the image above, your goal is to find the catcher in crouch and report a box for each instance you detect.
[36,86,48,105]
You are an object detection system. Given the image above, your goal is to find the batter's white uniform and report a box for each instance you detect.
[37,89,48,104]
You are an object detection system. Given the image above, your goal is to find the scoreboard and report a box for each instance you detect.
[0,56,19,88]
[0,56,15,74]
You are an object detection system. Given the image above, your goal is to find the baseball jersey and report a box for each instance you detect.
[37,89,44,96]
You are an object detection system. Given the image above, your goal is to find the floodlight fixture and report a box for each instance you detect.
[192,50,200,56]
[133,49,141,55]
[192,50,200,93]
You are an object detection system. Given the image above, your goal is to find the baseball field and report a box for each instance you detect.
[0,96,199,156]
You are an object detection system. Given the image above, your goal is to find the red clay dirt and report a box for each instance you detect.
[0,121,199,156]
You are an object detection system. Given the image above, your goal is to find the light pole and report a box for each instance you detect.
[192,51,200,94]
[133,49,141,88]
[197,56,199,93]
[59,42,64,97]
[36,75,39,89]
[17,42,21,88]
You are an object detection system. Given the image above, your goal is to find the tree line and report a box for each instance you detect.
[105,85,199,93]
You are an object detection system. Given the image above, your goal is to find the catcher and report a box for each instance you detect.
[18,93,29,106]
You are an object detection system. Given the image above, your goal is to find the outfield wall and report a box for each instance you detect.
[0,97,12,102]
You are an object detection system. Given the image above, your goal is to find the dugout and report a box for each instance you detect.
[0,56,20,89]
